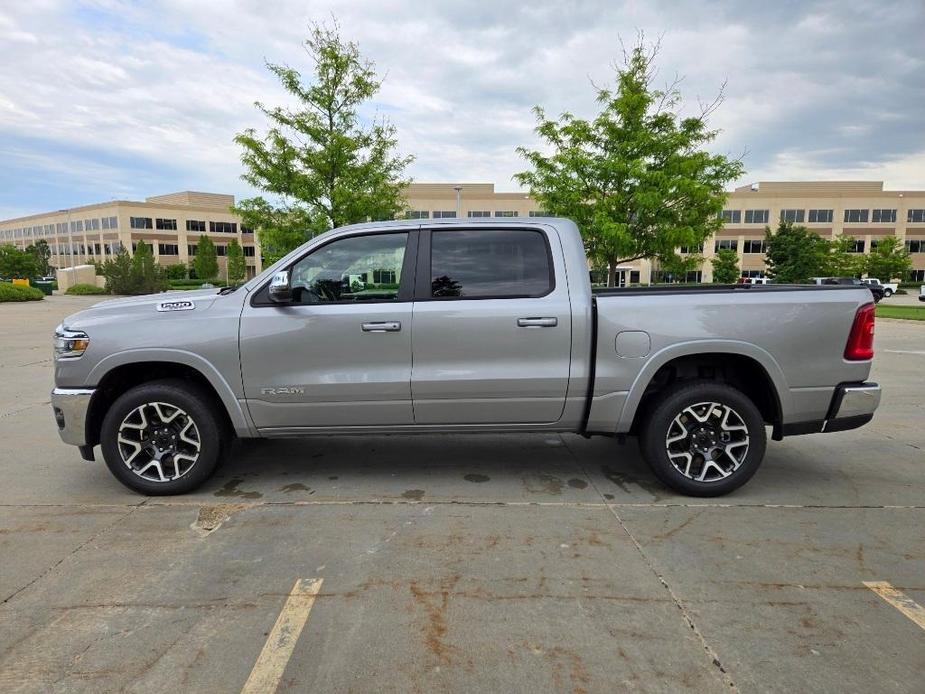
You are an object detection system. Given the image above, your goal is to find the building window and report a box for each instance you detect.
[808,209,833,223]
[720,210,741,224]
[529,210,551,217]
[87,218,100,230]
[158,243,179,255]
[209,221,237,233]
[101,217,110,230]
[494,210,518,217]
[743,239,766,254]
[70,220,84,232]
[685,271,703,283]
[744,209,769,224]
[780,209,805,223]
[187,245,197,256]
[679,243,704,254]
[847,239,865,253]
[243,245,255,257]
[404,210,429,219]
[909,269,925,281]
[100,216,117,229]
[130,216,153,229]
[467,211,490,218]
[156,218,178,230]
[714,239,738,252]
[432,211,456,219]
[630,270,640,284]
[215,245,227,256]
[870,208,896,224]
[241,225,254,234]
[187,219,206,232]
[907,209,925,223]
[905,239,924,253]
[741,270,765,278]
[844,209,868,223]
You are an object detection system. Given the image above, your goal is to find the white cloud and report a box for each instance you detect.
[0,0,923,218]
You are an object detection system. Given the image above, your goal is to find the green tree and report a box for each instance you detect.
[655,252,703,283]
[226,238,246,284]
[26,240,52,276]
[131,241,167,293]
[234,21,413,264]
[0,245,39,278]
[100,248,135,294]
[194,235,219,281]
[163,264,188,280]
[764,221,830,283]
[824,235,865,278]
[711,248,740,283]
[515,41,744,286]
[866,235,911,281]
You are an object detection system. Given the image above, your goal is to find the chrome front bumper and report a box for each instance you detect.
[51,387,95,447]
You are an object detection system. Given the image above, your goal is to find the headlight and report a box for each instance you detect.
[54,325,90,359]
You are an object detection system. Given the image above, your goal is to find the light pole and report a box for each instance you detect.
[454,185,462,217]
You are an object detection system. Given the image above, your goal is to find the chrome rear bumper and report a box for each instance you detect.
[827,382,881,423]
[51,387,95,447]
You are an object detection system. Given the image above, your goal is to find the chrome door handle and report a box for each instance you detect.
[517,317,558,328]
[361,321,401,332]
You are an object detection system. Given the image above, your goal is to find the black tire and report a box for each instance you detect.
[883,289,892,298]
[639,380,767,497]
[100,379,226,495]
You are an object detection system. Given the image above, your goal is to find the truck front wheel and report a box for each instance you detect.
[639,381,767,497]
[100,379,225,495]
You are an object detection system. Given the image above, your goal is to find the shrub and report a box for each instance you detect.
[163,264,188,280]
[0,282,44,302]
[100,246,167,295]
[66,283,108,295]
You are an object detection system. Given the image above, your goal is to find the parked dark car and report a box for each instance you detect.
[821,277,884,303]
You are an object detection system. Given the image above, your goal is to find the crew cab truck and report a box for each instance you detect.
[51,218,881,497]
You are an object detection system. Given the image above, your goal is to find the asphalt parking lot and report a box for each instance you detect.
[1,295,922,693]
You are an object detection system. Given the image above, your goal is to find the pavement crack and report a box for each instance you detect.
[559,434,738,692]
[1,499,149,606]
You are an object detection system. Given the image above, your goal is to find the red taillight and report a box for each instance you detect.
[844,303,875,360]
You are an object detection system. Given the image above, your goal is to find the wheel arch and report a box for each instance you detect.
[618,341,790,436]
[85,350,255,448]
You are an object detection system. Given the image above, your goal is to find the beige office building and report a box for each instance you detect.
[3,181,924,284]
[404,181,925,284]
[0,191,262,279]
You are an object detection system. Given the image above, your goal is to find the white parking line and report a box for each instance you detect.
[884,350,925,356]
[241,578,324,694]
[863,581,925,630]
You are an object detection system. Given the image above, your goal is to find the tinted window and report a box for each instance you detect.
[290,232,407,304]
[430,228,551,298]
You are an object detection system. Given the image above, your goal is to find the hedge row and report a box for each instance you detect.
[0,282,44,302]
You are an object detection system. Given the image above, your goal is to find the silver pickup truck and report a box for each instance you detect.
[51,218,881,497]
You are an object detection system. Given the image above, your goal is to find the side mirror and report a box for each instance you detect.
[268,271,292,303]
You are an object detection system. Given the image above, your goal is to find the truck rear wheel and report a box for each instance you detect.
[100,379,225,495]
[639,381,767,497]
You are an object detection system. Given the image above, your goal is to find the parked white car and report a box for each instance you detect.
[919,285,925,302]
[861,278,898,297]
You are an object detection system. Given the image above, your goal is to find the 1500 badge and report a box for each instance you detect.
[156,300,195,312]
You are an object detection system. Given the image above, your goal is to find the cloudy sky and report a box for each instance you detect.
[1,0,923,220]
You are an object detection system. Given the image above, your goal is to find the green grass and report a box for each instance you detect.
[876,304,925,321]
[66,283,108,295]
[0,282,44,302]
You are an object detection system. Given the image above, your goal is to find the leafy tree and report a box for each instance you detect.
[764,221,829,283]
[26,240,52,276]
[234,21,413,264]
[866,235,911,281]
[163,264,188,280]
[226,238,246,284]
[0,244,39,278]
[515,40,744,286]
[655,252,702,283]
[711,248,740,283]
[194,235,219,281]
[131,240,165,292]
[824,235,865,278]
[100,248,135,294]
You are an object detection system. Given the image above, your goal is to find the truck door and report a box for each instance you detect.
[410,226,572,424]
[239,230,416,430]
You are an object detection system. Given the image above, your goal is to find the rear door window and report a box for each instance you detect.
[429,228,552,298]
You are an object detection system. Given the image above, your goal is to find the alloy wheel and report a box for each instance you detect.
[664,401,750,482]
[117,401,201,482]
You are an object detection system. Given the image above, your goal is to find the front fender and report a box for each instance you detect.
[87,348,256,437]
